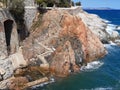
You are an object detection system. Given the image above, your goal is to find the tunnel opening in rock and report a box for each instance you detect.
[4,19,13,55]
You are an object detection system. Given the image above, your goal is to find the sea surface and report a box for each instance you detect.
[33,10,120,90]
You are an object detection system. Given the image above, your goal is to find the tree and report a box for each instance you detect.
[35,0,45,7]
[35,0,58,7]
[75,1,81,6]
[35,0,72,7]
[9,0,25,22]
[57,0,71,7]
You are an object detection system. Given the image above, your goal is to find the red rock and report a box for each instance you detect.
[22,9,106,77]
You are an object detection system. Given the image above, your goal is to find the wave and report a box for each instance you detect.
[109,41,117,45]
[104,41,117,49]
[80,61,104,72]
[80,87,113,90]
[92,87,113,90]
[105,23,120,38]
[103,19,111,23]
[108,24,117,30]
[79,87,113,90]
[103,19,119,35]
[116,26,120,30]
[31,77,55,89]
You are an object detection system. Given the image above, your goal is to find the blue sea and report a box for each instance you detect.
[33,10,120,90]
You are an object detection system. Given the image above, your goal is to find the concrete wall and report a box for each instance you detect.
[24,0,37,30]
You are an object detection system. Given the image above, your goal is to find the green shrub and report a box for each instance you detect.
[35,0,72,7]
[75,1,81,6]
[9,0,25,22]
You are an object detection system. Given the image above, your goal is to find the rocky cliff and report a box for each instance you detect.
[0,9,18,59]
[75,7,119,42]
[0,7,108,89]
[22,9,106,77]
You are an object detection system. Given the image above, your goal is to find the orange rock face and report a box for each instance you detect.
[22,9,106,77]
[60,12,106,62]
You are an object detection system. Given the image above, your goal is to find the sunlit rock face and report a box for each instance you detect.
[22,9,106,77]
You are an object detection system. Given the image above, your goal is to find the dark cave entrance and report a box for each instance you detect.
[4,20,13,55]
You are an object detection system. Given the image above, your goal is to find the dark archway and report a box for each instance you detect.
[4,19,13,55]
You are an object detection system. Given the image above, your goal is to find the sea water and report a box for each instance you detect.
[33,10,120,90]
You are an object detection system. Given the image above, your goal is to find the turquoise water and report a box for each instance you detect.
[34,10,120,90]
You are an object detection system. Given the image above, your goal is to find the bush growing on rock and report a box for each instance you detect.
[35,0,72,7]
[75,1,81,6]
[9,0,25,22]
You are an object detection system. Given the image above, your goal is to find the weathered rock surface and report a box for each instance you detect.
[106,24,120,39]
[8,76,29,90]
[77,9,109,41]
[0,7,110,89]
[22,9,106,77]
[0,23,8,59]
[0,9,19,59]
[0,58,13,80]
[62,7,108,41]
[0,77,14,89]
[9,47,27,70]
[72,7,120,42]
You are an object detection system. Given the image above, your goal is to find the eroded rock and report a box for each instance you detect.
[9,47,27,70]
[22,9,106,77]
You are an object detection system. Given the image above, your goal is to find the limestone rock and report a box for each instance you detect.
[77,10,109,41]
[0,68,6,75]
[0,58,14,80]
[10,47,27,70]
[0,24,7,59]
[111,31,119,38]
[0,77,14,89]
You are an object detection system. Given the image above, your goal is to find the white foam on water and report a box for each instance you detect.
[117,26,120,30]
[104,41,117,49]
[31,77,55,89]
[80,87,113,90]
[92,87,113,90]
[103,19,111,23]
[109,41,117,45]
[105,23,120,38]
[80,61,104,72]
[103,19,119,31]
[107,24,116,30]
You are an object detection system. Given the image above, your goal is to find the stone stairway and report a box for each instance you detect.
[35,40,55,68]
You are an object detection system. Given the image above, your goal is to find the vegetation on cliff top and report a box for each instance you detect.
[9,0,29,41]
[35,0,81,7]
[35,0,71,7]
[9,0,25,22]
